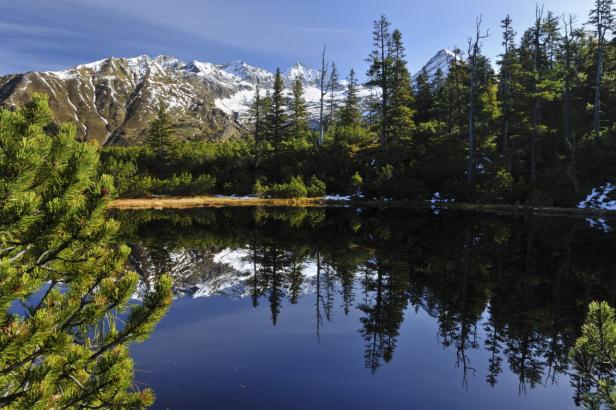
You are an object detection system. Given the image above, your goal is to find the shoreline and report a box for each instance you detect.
[108,196,616,218]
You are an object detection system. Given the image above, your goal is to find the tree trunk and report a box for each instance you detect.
[319,46,328,146]
[594,44,604,142]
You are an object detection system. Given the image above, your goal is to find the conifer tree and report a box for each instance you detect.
[289,77,309,140]
[266,68,289,150]
[414,69,434,124]
[318,45,330,146]
[145,102,175,165]
[430,68,447,121]
[251,85,266,182]
[367,15,394,145]
[0,94,172,409]
[498,15,516,170]
[387,29,415,143]
[328,62,339,127]
[588,0,615,141]
[339,69,362,127]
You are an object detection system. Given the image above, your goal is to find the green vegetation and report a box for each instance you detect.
[101,5,616,205]
[0,94,172,409]
[571,301,616,410]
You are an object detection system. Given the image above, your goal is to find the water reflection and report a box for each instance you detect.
[116,207,616,407]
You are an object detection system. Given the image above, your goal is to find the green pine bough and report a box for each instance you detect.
[0,94,172,409]
[571,301,616,410]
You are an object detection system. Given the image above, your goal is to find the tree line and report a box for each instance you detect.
[101,1,616,206]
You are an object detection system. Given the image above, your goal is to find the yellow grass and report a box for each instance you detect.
[108,196,335,209]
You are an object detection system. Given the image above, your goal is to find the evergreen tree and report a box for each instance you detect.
[145,102,175,165]
[498,15,516,170]
[588,0,615,141]
[328,62,340,128]
[338,69,362,127]
[414,69,434,124]
[265,68,289,150]
[318,45,330,146]
[367,15,394,145]
[250,85,267,182]
[0,94,172,409]
[570,301,616,409]
[289,77,309,140]
[387,29,415,143]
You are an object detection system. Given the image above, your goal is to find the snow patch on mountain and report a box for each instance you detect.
[412,49,458,83]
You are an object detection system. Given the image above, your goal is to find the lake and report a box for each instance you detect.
[115,206,616,409]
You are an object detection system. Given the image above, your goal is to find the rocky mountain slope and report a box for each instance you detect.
[0,49,455,145]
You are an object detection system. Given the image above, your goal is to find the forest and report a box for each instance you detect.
[102,3,616,207]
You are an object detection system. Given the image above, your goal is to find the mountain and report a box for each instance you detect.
[412,48,458,83]
[0,50,451,145]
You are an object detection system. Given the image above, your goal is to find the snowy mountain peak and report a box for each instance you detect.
[221,60,274,87]
[284,62,321,87]
[154,55,186,71]
[413,48,458,83]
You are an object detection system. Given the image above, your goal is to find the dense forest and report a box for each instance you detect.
[101,2,616,206]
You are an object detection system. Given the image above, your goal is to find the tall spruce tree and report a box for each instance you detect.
[328,62,340,128]
[339,69,362,127]
[367,15,394,145]
[414,69,434,124]
[499,15,516,170]
[0,94,172,409]
[266,68,289,151]
[289,77,309,140]
[387,29,415,143]
[145,102,175,166]
[318,45,330,146]
[588,0,615,141]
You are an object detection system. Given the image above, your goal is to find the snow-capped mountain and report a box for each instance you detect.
[412,48,458,83]
[0,49,452,145]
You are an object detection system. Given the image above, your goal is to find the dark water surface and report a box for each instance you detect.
[116,207,616,410]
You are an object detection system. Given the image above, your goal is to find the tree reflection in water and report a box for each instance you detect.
[117,206,616,403]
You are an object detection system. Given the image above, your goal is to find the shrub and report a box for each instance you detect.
[307,175,326,197]
[268,176,308,198]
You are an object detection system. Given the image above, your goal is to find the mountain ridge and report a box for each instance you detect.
[0,50,453,145]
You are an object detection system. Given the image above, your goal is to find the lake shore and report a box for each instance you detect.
[108,195,616,217]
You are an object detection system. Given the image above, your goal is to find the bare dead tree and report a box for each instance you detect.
[467,16,489,186]
[563,15,579,192]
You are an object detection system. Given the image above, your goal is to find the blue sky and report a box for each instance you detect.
[1,0,594,77]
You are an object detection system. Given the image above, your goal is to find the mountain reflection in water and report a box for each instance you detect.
[116,207,616,410]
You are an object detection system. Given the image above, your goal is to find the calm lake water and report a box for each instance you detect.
[115,207,616,410]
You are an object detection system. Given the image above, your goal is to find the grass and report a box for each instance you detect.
[108,195,616,218]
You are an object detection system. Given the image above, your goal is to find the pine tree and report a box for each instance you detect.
[499,15,516,170]
[387,29,415,143]
[318,45,330,146]
[570,301,616,409]
[588,0,615,141]
[145,102,175,165]
[289,77,309,140]
[266,68,289,150]
[0,94,172,409]
[250,85,266,182]
[328,62,339,128]
[414,69,434,124]
[339,69,362,127]
[367,15,394,145]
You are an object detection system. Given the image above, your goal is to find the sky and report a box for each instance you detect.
[0,0,595,78]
